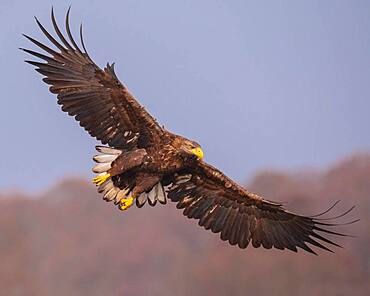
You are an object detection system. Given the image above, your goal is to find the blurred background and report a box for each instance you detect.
[1,0,369,295]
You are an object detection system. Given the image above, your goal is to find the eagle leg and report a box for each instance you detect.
[118,174,161,211]
[92,173,111,186]
[119,195,134,211]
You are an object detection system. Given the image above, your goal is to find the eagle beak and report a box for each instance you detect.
[191,147,204,160]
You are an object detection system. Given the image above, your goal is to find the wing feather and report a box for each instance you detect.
[22,9,163,149]
[167,161,356,254]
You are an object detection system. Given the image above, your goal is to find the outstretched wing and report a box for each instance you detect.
[21,8,163,149]
[168,161,356,254]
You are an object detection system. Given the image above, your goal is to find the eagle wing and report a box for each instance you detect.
[168,161,356,254]
[21,8,163,149]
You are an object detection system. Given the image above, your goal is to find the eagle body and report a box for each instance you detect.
[22,8,356,255]
[106,132,203,206]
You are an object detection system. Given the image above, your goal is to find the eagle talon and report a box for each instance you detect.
[92,173,111,186]
[119,196,134,211]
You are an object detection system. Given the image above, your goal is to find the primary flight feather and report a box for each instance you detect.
[22,8,357,255]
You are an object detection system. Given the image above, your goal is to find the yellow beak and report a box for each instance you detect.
[190,147,204,159]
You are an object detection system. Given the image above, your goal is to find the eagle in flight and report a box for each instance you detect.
[22,8,356,255]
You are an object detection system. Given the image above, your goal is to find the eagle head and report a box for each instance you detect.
[180,139,204,160]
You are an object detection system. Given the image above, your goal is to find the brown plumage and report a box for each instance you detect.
[22,8,357,255]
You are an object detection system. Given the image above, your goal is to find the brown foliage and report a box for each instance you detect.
[0,154,369,296]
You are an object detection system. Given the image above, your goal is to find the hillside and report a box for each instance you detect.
[0,154,369,296]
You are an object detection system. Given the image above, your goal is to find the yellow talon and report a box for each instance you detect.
[92,173,111,186]
[119,196,134,211]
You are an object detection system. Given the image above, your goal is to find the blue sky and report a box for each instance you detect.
[1,0,370,192]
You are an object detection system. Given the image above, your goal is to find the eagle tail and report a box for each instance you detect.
[136,182,167,208]
[92,146,127,204]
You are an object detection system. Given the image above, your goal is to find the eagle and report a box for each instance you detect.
[22,8,357,255]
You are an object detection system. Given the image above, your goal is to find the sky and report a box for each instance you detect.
[1,0,370,192]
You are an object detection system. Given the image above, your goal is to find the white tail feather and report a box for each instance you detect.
[92,146,122,173]
[104,187,119,202]
[95,146,122,155]
[138,183,167,207]
[93,154,117,163]
[148,186,157,205]
[116,189,128,201]
[98,179,114,193]
[136,193,147,207]
[92,162,111,173]
[115,188,130,204]
[156,183,167,204]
